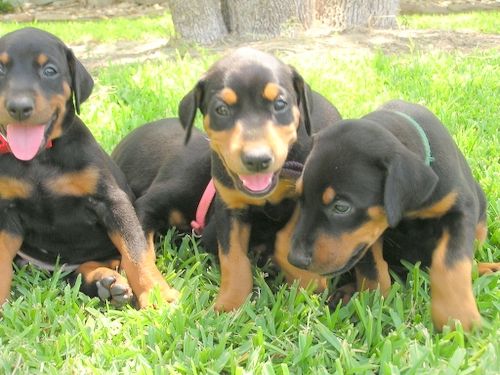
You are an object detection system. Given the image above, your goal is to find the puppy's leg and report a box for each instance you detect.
[135,185,193,235]
[430,229,480,331]
[474,220,500,275]
[110,231,179,308]
[274,207,327,291]
[0,231,23,306]
[477,262,500,275]
[327,282,357,308]
[214,205,253,312]
[102,187,179,308]
[75,259,133,307]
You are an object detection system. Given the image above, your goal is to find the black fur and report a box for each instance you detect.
[0,28,162,303]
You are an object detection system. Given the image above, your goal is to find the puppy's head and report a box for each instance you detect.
[0,27,93,161]
[288,120,438,276]
[179,47,312,198]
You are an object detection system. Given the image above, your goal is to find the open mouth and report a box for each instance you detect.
[0,112,57,161]
[236,171,279,197]
[321,243,369,277]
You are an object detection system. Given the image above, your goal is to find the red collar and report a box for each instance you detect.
[0,133,53,155]
[191,179,216,236]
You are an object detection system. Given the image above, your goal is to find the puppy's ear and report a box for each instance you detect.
[384,151,438,227]
[179,80,205,144]
[290,66,312,136]
[66,48,94,114]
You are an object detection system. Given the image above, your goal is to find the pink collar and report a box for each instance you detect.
[191,179,216,235]
[0,133,52,155]
[190,160,304,235]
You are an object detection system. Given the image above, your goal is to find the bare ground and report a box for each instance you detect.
[71,28,500,71]
[2,2,499,70]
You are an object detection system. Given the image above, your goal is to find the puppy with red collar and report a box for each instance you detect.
[0,28,178,308]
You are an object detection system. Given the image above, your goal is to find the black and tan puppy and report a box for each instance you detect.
[288,99,499,330]
[113,48,342,311]
[0,28,178,309]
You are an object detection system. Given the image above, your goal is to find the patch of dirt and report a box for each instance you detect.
[71,27,500,71]
[0,1,169,22]
[233,27,500,56]
[2,1,497,22]
[1,2,498,71]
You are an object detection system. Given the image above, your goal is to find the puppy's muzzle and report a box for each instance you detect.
[288,244,312,269]
[241,148,274,173]
[6,95,35,122]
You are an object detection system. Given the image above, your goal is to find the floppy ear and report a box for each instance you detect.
[66,48,94,114]
[384,151,439,227]
[179,80,205,144]
[290,66,312,136]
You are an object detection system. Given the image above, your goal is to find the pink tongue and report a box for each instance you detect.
[239,173,274,192]
[7,124,46,161]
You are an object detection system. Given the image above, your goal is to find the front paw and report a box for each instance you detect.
[431,299,481,331]
[96,274,133,307]
[160,284,180,303]
[477,262,500,275]
[327,282,357,309]
[135,283,179,309]
[214,291,250,312]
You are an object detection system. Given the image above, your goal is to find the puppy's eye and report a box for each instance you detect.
[42,65,58,77]
[215,104,230,117]
[331,200,352,215]
[273,97,288,112]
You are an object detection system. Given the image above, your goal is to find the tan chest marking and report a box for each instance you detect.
[45,167,100,197]
[0,177,32,200]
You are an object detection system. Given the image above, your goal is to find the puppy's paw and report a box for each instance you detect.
[477,262,500,275]
[160,284,180,303]
[96,273,133,307]
[327,282,357,309]
[214,292,248,312]
[134,283,180,309]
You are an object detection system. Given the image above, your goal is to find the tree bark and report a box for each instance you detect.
[221,0,315,38]
[169,0,399,44]
[168,0,228,44]
[316,0,399,30]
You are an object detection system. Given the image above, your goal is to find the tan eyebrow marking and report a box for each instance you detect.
[263,83,280,101]
[37,54,48,65]
[0,53,9,64]
[322,186,336,206]
[220,88,238,105]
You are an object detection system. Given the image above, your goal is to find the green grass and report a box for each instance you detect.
[399,11,500,34]
[0,13,174,44]
[1,12,499,374]
[0,0,14,14]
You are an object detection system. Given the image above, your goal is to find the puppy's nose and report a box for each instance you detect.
[6,96,34,121]
[241,149,273,172]
[288,247,312,269]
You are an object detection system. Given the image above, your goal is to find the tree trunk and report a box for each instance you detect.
[168,0,228,44]
[168,0,399,44]
[316,0,399,30]
[221,0,315,38]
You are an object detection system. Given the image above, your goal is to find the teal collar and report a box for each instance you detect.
[391,110,434,166]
